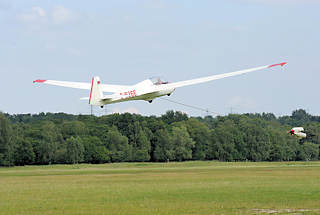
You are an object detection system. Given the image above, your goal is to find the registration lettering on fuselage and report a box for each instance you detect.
[120,90,137,99]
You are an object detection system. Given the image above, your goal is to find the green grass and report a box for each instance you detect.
[1,161,320,215]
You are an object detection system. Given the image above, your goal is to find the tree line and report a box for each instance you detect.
[0,109,319,166]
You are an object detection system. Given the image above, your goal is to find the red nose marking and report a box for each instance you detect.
[290,129,295,135]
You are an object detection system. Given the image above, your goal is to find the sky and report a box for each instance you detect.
[0,0,319,117]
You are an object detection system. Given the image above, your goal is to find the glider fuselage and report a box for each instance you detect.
[100,79,175,105]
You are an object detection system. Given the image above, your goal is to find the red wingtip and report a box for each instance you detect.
[268,62,287,68]
[33,79,46,83]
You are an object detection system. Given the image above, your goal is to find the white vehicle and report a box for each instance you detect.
[289,127,307,138]
[33,62,286,107]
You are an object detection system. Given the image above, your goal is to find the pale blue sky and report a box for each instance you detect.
[1,0,319,116]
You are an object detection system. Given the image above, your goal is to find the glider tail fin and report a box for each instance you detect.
[89,76,104,106]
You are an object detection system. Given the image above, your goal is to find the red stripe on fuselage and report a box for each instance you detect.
[89,77,94,105]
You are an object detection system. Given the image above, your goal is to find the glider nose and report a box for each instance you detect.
[289,129,294,135]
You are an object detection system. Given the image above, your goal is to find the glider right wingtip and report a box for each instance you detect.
[33,79,46,83]
[268,62,287,68]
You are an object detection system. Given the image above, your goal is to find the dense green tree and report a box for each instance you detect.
[292,109,311,123]
[134,134,151,162]
[209,120,242,161]
[0,114,10,165]
[304,123,320,144]
[14,138,35,165]
[34,140,55,164]
[0,114,15,166]
[55,146,68,164]
[298,142,319,161]
[129,122,151,162]
[61,121,88,139]
[2,109,320,166]
[32,121,62,164]
[261,112,277,121]
[82,136,110,163]
[161,110,188,125]
[241,119,272,161]
[185,118,211,160]
[153,129,175,162]
[268,128,298,161]
[170,125,195,161]
[105,126,132,162]
[0,114,10,152]
[66,136,84,164]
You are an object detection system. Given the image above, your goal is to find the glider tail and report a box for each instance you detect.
[89,76,104,106]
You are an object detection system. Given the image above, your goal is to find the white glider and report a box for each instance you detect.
[33,62,287,107]
[289,127,307,138]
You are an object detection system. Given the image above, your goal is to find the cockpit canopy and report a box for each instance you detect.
[150,77,169,85]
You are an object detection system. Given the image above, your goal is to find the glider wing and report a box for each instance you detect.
[33,79,129,93]
[160,62,286,89]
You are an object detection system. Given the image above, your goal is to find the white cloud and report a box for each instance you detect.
[124,107,140,114]
[52,5,75,24]
[123,15,133,22]
[44,43,57,51]
[111,107,140,114]
[17,6,47,23]
[33,6,46,17]
[145,0,167,9]
[17,5,77,25]
[66,47,83,56]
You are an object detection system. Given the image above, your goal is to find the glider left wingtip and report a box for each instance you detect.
[33,79,46,83]
[268,62,287,68]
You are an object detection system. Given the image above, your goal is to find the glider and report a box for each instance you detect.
[33,62,286,107]
[289,127,307,138]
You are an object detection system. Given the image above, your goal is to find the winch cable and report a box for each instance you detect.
[159,97,222,116]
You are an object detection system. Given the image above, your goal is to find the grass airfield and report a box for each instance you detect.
[1,161,320,215]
